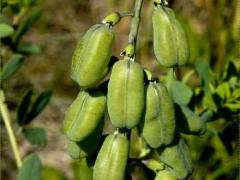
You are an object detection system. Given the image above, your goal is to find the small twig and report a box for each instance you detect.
[128,0,143,52]
[119,12,134,17]
[0,90,22,168]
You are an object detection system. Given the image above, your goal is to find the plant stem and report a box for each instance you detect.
[0,90,22,168]
[128,0,143,51]
[119,12,134,17]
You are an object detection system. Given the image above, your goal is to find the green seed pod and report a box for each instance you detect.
[71,24,114,88]
[152,6,189,67]
[102,12,121,26]
[175,104,207,135]
[93,132,129,180]
[155,170,176,180]
[107,60,145,129]
[64,90,106,141]
[158,138,193,179]
[140,82,175,148]
[67,119,104,159]
[153,0,168,6]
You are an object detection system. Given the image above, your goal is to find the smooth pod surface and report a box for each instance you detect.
[140,82,176,148]
[158,138,193,179]
[63,90,106,141]
[155,170,176,180]
[175,103,207,135]
[107,60,145,129]
[152,6,189,67]
[93,132,129,180]
[71,24,114,87]
[67,119,104,159]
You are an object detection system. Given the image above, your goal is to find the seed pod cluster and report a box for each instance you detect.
[152,3,189,67]
[64,90,106,141]
[93,132,129,180]
[158,137,193,179]
[63,4,206,179]
[139,82,175,148]
[107,59,145,129]
[71,24,114,88]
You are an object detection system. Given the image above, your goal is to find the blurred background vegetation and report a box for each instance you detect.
[1,0,239,179]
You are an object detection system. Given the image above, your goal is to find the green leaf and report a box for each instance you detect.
[195,59,213,92]
[17,89,33,126]
[231,89,240,100]
[0,14,10,24]
[223,102,240,112]
[21,0,38,6]
[169,81,193,105]
[141,159,164,173]
[73,159,93,180]
[23,128,47,146]
[0,54,24,81]
[129,128,150,159]
[0,23,14,38]
[7,0,20,5]
[25,90,52,124]
[228,77,238,89]
[202,93,218,112]
[17,42,41,54]
[222,61,238,81]
[41,166,67,180]
[18,154,42,180]
[13,11,42,44]
[215,82,231,101]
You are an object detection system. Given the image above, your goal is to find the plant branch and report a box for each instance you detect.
[128,0,143,50]
[0,90,22,168]
[119,12,134,17]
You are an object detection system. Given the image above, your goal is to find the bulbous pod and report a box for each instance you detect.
[107,60,145,129]
[71,24,114,88]
[158,138,193,179]
[155,170,176,180]
[152,6,189,67]
[67,119,104,159]
[93,132,129,180]
[175,104,207,135]
[140,82,176,148]
[63,90,106,141]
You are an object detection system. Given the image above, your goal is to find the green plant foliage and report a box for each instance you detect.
[23,127,47,146]
[17,90,52,125]
[25,90,52,123]
[41,166,67,180]
[18,154,42,180]
[0,23,14,38]
[169,80,193,105]
[13,10,42,44]
[17,42,41,54]
[72,159,93,180]
[17,89,33,125]
[0,54,24,81]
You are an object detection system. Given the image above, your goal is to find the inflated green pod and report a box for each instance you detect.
[175,103,207,135]
[152,5,189,67]
[107,60,145,129]
[67,119,104,159]
[63,90,106,141]
[158,138,193,179]
[140,82,176,148]
[155,170,176,180]
[93,132,129,180]
[71,24,114,88]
